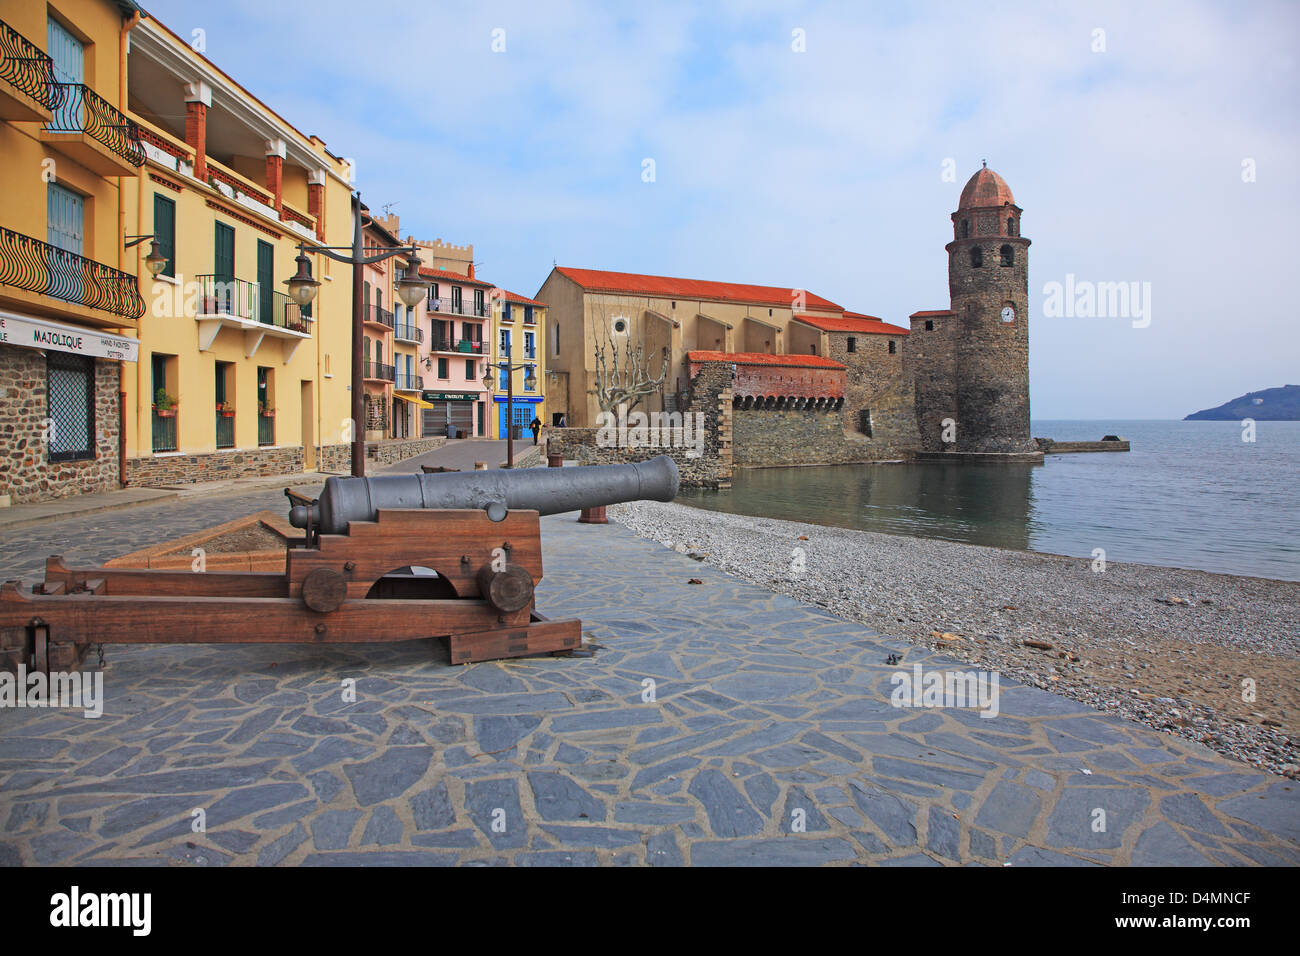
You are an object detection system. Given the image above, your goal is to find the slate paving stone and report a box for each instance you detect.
[2,505,1295,867]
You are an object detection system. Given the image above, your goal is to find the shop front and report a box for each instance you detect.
[421,390,484,439]
[495,395,543,440]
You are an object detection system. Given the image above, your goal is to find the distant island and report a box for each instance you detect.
[1185,384,1300,421]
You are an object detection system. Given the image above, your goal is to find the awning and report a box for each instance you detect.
[0,310,139,362]
[411,397,440,410]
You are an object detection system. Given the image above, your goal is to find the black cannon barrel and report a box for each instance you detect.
[289,455,680,533]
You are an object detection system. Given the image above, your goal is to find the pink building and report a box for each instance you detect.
[414,263,492,438]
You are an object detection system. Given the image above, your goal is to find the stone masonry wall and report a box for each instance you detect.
[732,407,911,466]
[826,330,920,455]
[0,344,121,504]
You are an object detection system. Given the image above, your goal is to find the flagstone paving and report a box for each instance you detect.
[1,503,1298,866]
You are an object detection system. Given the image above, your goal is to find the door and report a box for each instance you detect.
[257,240,273,325]
[213,221,235,314]
[47,182,84,304]
[47,18,83,131]
[301,381,315,469]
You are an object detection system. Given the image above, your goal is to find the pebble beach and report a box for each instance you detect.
[609,500,1300,779]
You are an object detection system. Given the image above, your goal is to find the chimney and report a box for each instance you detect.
[468,262,475,279]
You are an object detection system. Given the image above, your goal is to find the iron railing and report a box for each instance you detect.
[257,413,275,447]
[363,361,395,381]
[394,371,423,391]
[0,225,145,320]
[195,275,309,333]
[45,82,144,167]
[429,337,486,354]
[151,410,177,452]
[0,19,56,111]
[428,295,490,318]
[365,304,394,328]
[393,322,423,344]
[215,412,235,449]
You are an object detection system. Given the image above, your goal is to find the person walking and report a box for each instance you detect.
[529,415,542,445]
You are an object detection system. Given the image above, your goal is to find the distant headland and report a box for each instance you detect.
[1185,384,1300,421]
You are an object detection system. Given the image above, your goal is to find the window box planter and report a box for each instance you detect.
[153,405,177,418]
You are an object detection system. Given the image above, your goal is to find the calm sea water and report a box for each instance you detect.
[678,421,1300,581]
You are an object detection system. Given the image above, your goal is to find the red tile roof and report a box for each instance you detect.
[686,350,846,370]
[909,309,954,317]
[555,266,843,311]
[502,289,545,307]
[795,312,910,336]
[419,267,494,288]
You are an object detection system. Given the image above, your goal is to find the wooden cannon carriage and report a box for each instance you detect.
[0,457,679,675]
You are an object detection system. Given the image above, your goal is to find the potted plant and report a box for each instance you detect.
[154,389,178,417]
[258,400,274,416]
[216,401,235,417]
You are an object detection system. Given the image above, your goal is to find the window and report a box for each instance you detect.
[499,329,511,356]
[552,324,559,355]
[474,288,484,316]
[969,246,983,268]
[47,352,95,462]
[925,320,935,331]
[503,302,513,322]
[153,194,176,277]
[960,219,969,238]
[525,332,535,358]
[524,305,534,324]
[888,340,896,355]
[465,359,474,379]
[451,286,462,313]
[437,357,448,379]
[1000,244,1014,267]
[1007,216,1016,236]
[846,336,856,353]
[428,283,439,308]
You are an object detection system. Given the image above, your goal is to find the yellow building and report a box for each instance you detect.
[0,0,146,504]
[487,289,547,440]
[117,14,354,483]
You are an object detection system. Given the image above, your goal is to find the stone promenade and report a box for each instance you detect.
[0,493,1297,866]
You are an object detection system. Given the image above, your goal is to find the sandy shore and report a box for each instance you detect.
[608,500,1300,779]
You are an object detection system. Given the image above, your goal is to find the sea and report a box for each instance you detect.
[677,420,1300,582]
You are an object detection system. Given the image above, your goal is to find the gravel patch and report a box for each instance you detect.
[609,500,1300,779]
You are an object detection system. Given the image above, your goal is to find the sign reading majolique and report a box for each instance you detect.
[422,392,480,402]
[0,311,139,362]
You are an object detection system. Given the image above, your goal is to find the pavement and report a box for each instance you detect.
[0,483,1297,866]
[379,438,545,474]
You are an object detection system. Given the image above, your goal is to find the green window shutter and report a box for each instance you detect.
[153,194,175,277]
[214,221,234,280]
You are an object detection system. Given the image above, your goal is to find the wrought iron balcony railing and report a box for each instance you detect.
[0,19,56,111]
[429,337,486,354]
[195,275,309,333]
[364,361,395,382]
[0,226,144,320]
[393,323,423,344]
[365,304,394,328]
[394,372,423,391]
[45,82,144,167]
[428,295,490,318]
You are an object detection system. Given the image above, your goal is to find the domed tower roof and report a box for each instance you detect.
[958,164,1015,209]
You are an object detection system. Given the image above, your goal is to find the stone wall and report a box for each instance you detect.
[125,436,444,486]
[544,360,734,488]
[732,407,912,466]
[0,345,121,504]
[826,330,920,454]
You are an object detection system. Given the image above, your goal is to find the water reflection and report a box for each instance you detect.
[680,461,1037,550]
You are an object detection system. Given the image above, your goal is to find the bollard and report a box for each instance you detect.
[578,504,608,524]
[547,454,562,468]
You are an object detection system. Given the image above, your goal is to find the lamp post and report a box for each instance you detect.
[284,192,429,477]
[481,335,537,469]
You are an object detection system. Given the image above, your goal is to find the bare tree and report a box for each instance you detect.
[591,297,671,413]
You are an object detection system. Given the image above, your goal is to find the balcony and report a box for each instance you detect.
[257,412,275,447]
[0,225,144,326]
[151,407,178,453]
[429,337,486,355]
[364,361,395,383]
[0,19,55,122]
[394,372,423,392]
[40,82,144,177]
[365,304,394,330]
[428,296,490,318]
[393,322,423,345]
[194,274,311,362]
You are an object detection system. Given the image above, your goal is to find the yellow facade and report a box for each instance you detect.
[117,16,354,476]
[486,294,546,440]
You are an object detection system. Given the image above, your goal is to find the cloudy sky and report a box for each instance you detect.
[143,0,1298,419]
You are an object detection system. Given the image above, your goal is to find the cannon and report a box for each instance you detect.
[0,456,680,673]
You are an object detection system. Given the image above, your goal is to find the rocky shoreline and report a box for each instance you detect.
[608,500,1300,779]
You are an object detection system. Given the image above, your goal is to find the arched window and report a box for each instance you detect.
[1000,244,1013,267]
[960,219,969,238]
[1007,217,1016,236]
[970,246,983,268]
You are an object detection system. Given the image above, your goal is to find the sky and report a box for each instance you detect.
[140,0,1298,419]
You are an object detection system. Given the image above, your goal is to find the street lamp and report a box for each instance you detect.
[283,192,430,477]
[483,348,538,469]
[125,234,169,277]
